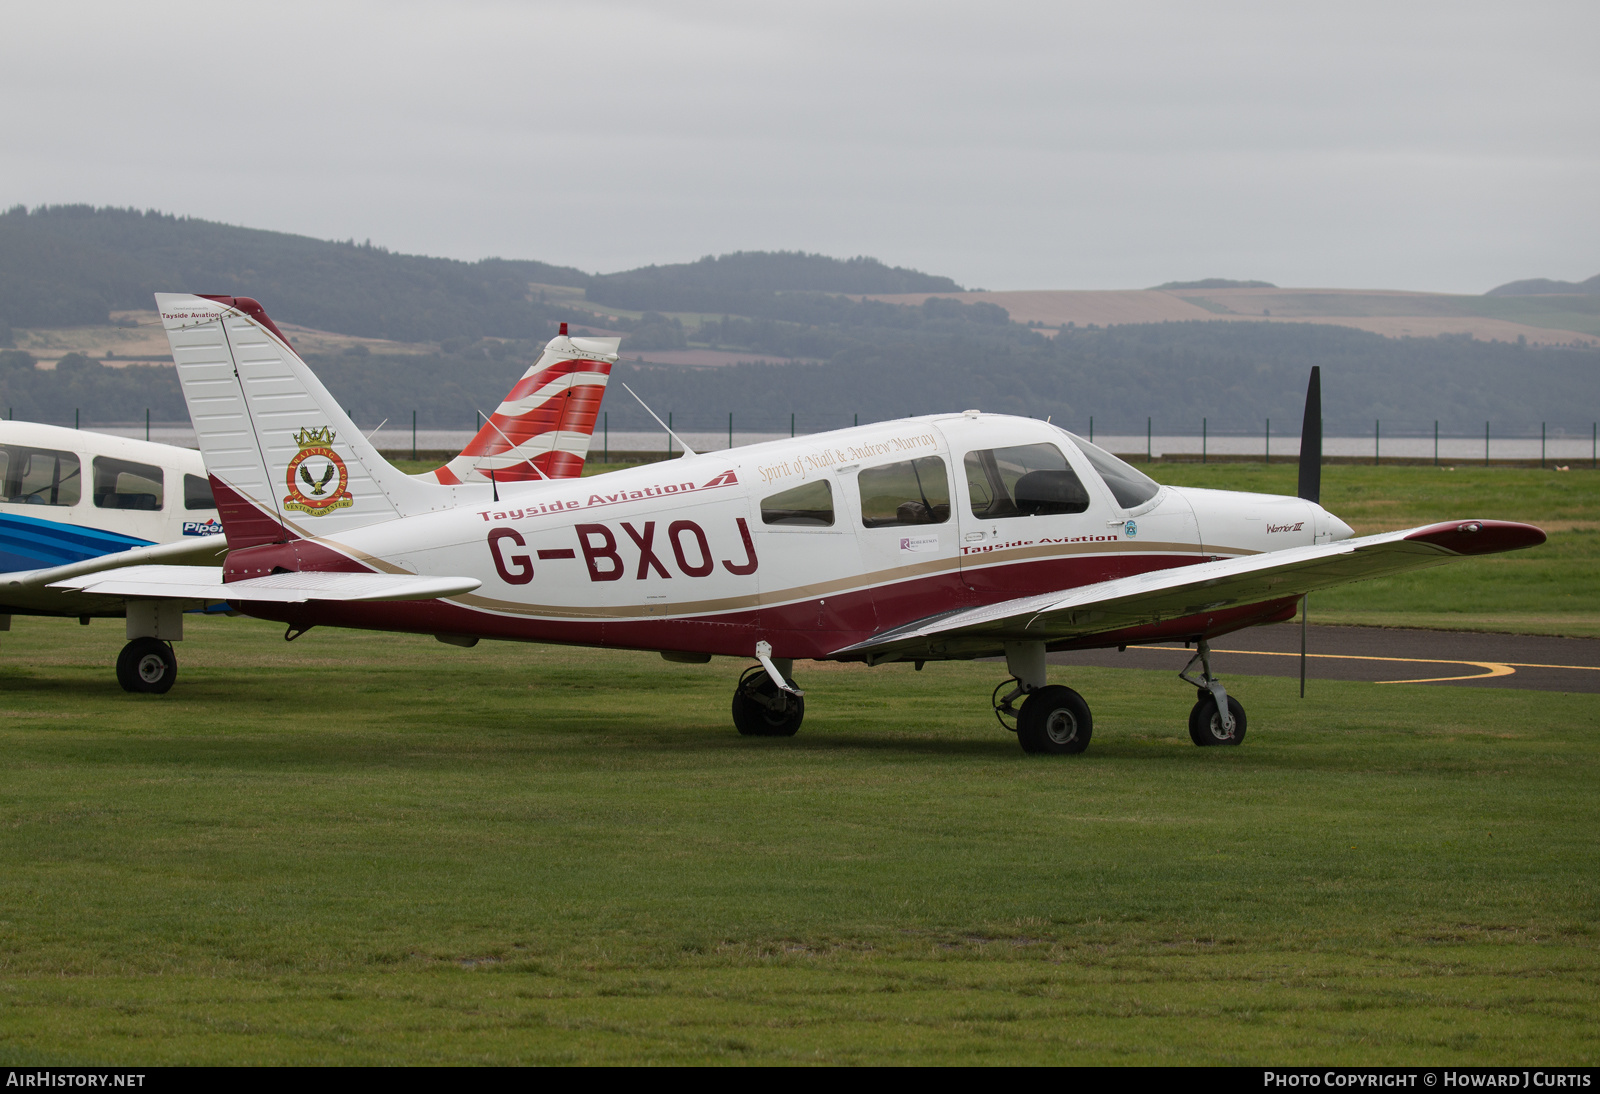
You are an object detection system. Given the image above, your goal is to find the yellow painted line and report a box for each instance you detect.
[1131,645,1600,685]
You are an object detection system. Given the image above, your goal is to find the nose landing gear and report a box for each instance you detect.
[1180,638,1246,746]
[732,642,805,737]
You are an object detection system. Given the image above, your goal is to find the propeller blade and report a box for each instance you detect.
[1297,365,1322,503]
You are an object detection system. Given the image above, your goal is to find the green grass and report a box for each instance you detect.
[1,616,1597,1064]
[1150,463,1600,637]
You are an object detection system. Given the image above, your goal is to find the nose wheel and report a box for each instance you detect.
[1179,639,1246,746]
[732,663,804,737]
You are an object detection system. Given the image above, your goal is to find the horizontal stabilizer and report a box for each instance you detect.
[52,565,481,604]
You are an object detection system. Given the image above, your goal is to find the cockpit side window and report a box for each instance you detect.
[858,456,951,528]
[1,446,82,507]
[93,457,164,511]
[762,479,833,526]
[1067,433,1161,509]
[963,443,1089,518]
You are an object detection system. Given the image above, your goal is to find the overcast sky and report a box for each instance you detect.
[2,1,1594,292]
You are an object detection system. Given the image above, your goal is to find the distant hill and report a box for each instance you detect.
[0,206,965,343]
[1486,274,1600,297]
[0,204,593,341]
[1152,278,1277,290]
[587,251,962,314]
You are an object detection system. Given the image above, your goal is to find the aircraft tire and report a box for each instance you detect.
[1188,696,1247,746]
[731,672,804,737]
[1016,685,1092,755]
[116,637,177,695]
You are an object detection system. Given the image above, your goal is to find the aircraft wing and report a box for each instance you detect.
[0,535,230,615]
[831,519,1546,662]
[51,565,482,604]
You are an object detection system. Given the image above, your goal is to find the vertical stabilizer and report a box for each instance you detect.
[426,333,618,484]
[157,293,445,549]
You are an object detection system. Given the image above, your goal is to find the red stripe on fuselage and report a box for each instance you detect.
[225,550,1230,660]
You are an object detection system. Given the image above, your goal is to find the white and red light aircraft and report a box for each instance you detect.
[59,293,1545,753]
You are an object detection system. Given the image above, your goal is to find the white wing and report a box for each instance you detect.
[830,519,1545,662]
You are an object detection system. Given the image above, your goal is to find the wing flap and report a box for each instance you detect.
[51,565,481,603]
[833,519,1545,660]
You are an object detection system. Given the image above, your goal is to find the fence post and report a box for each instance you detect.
[1434,420,1438,466]
[1089,415,1094,443]
[145,408,150,442]
[790,412,795,438]
[1146,417,1152,463]
[667,411,673,458]
[75,408,79,430]
[854,413,858,427]
[1265,418,1270,464]
[412,410,417,460]
[728,412,733,450]
[1202,417,1207,465]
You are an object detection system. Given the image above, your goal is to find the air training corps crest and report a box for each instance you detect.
[283,426,354,515]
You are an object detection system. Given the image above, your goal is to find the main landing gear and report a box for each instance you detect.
[732,641,805,737]
[992,642,1093,755]
[116,600,183,695]
[989,637,1247,754]
[117,637,177,694]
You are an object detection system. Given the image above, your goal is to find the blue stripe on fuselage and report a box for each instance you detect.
[0,511,153,573]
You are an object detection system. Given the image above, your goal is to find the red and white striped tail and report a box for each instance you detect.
[426,332,620,485]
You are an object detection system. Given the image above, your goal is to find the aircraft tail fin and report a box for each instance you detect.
[157,293,446,550]
[423,329,619,485]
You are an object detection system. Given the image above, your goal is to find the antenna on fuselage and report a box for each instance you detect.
[620,383,697,457]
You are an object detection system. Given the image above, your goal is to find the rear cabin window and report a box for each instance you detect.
[761,479,833,526]
[1067,433,1161,509]
[93,457,164,511]
[184,473,215,511]
[964,443,1090,518]
[0,445,82,506]
[858,456,951,528]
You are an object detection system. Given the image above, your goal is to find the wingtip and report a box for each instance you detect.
[1403,520,1546,556]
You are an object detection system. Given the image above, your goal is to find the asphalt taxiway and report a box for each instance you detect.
[1048,624,1600,692]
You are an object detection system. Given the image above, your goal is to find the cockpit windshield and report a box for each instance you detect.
[1065,433,1161,510]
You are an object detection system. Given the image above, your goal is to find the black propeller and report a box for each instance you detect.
[1297,365,1321,504]
[1296,365,1321,697]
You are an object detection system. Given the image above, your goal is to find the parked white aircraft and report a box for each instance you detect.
[0,332,614,694]
[0,420,225,689]
[61,294,1545,752]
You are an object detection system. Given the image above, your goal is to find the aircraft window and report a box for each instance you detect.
[963,443,1089,518]
[858,456,951,528]
[93,456,164,511]
[1,445,81,506]
[184,474,215,511]
[761,479,833,527]
[1067,433,1161,509]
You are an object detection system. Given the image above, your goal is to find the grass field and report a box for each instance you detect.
[1,611,1598,1065]
[2,462,1595,1065]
